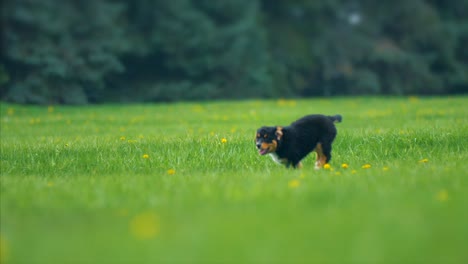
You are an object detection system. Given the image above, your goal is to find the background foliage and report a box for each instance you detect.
[1,0,467,104]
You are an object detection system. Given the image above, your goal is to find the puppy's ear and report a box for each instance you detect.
[275,127,283,140]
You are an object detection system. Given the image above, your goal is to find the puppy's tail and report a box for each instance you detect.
[328,114,342,123]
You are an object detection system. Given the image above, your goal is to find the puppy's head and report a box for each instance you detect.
[255,126,283,155]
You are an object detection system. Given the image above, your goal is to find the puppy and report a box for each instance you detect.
[256,114,342,169]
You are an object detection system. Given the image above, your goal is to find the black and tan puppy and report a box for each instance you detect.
[256,114,342,169]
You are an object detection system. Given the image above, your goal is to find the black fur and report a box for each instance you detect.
[256,114,342,169]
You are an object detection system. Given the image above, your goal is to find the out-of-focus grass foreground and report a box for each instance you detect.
[1,96,467,263]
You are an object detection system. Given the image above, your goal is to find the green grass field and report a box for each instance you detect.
[1,97,467,263]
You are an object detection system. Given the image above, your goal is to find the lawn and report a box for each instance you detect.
[1,97,467,263]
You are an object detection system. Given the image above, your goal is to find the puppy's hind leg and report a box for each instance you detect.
[321,141,333,164]
[314,143,326,169]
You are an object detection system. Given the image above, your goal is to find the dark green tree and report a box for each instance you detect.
[1,0,466,104]
[111,0,273,102]
[2,0,128,104]
[261,0,468,96]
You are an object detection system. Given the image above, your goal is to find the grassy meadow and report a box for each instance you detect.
[1,96,467,263]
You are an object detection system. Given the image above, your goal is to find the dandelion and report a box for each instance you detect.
[408,96,419,103]
[142,154,149,159]
[120,136,126,141]
[7,108,14,115]
[0,234,9,264]
[362,164,371,169]
[129,212,160,240]
[436,189,449,202]
[277,99,297,107]
[167,169,176,175]
[192,105,204,113]
[221,138,227,144]
[323,163,331,170]
[288,179,300,188]
[277,99,287,106]
[383,166,389,171]
[341,163,349,169]
[419,158,429,163]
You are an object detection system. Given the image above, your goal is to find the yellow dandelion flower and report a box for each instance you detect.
[120,136,126,141]
[383,166,389,171]
[436,189,449,202]
[323,163,331,170]
[419,158,429,163]
[408,96,419,103]
[167,169,176,175]
[277,99,286,106]
[288,179,300,188]
[129,212,160,240]
[192,105,204,113]
[277,99,297,107]
[362,164,371,169]
[0,234,9,264]
[221,138,227,144]
[142,154,149,159]
[341,163,349,169]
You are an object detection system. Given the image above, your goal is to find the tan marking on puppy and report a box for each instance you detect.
[296,162,303,169]
[314,143,325,169]
[275,126,283,140]
[260,140,278,154]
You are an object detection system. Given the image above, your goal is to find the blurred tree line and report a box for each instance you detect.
[1,0,467,104]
